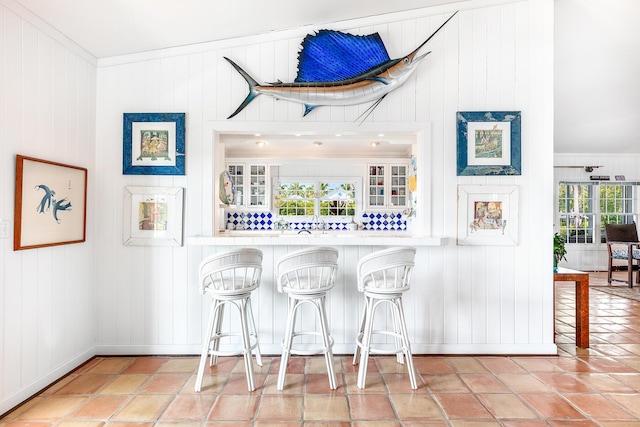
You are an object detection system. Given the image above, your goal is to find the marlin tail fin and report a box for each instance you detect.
[224,57,261,118]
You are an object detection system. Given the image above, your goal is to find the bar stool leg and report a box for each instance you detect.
[210,302,225,366]
[352,300,367,365]
[195,300,219,392]
[246,298,263,367]
[393,297,418,389]
[390,306,404,365]
[277,297,298,390]
[357,295,375,389]
[317,296,337,389]
[238,297,256,392]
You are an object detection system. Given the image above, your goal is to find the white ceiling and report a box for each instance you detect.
[13,0,463,58]
[12,0,640,154]
[554,0,640,154]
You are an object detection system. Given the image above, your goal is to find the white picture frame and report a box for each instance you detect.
[123,186,184,246]
[457,184,519,246]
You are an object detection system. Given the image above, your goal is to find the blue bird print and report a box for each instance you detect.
[52,198,72,223]
[35,184,56,214]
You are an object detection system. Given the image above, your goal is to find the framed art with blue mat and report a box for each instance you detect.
[123,112,185,175]
[456,111,521,176]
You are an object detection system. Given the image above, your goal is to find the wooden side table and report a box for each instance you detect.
[554,267,589,348]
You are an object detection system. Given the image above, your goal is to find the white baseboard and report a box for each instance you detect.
[0,347,95,416]
[94,343,558,357]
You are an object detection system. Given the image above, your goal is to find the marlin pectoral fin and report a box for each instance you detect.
[303,104,317,116]
[356,95,388,124]
[364,77,390,85]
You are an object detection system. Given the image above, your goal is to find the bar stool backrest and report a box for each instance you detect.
[357,247,417,293]
[277,247,339,294]
[199,248,263,295]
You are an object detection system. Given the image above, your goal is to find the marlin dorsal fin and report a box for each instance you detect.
[295,30,391,83]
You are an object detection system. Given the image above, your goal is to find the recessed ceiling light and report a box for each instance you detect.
[313,141,323,147]
[335,134,342,137]
[255,141,266,147]
[370,141,380,147]
[254,133,261,137]
[378,133,385,137]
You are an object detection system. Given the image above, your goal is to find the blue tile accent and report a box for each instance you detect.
[361,211,407,231]
[226,210,406,232]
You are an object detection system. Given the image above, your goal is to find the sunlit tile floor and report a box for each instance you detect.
[5,271,640,425]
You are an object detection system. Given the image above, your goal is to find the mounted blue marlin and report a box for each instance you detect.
[225,11,457,120]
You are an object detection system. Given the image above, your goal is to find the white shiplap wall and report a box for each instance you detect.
[0,0,554,414]
[94,0,554,356]
[554,153,640,271]
[0,0,97,412]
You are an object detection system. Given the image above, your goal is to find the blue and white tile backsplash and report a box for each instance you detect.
[361,212,407,231]
[227,212,274,230]
[226,211,407,231]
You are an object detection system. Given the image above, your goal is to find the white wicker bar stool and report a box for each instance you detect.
[195,248,263,392]
[352,247,418,389]
[276,247,339,390]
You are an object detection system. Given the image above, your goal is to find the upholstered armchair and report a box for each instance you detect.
[604,222,640,288]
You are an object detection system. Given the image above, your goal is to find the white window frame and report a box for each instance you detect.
[557,181,638,245]
[275,177,362,220]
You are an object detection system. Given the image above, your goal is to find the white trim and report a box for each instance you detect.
[94,343,558,356]
[0,348,95,415]
[206,121,431,236]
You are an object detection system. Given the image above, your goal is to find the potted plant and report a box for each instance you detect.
[553,232,567,272]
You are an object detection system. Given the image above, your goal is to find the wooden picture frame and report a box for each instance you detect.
[14,155,87,250]
[457,184,519,246]
[456,111,521,176]
[123,112,185,175]
[123,186,184,246]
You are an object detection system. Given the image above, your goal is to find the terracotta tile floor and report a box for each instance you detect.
[4,271,640,425]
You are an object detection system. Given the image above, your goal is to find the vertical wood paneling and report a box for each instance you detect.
[500,4,517,106]
[3,8,25,396]
[512,1,534,343]
[19,19,39,388]
[36,248,52,375]
[1,1,97,411]
[471,8,488,109]
[2,0,555,413]
[0,4,6,395]
[486,6,503,107]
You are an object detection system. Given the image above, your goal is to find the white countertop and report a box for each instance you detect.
[188,231,448,246]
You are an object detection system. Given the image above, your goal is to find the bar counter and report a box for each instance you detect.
[189,231,448,247]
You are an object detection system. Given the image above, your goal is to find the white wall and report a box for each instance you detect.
[0,0,97,412]
[0,0,554,414]
[554,153,640,271]
[94,0,554,355]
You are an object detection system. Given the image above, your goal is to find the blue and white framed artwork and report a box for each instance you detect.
[456,111,521,176]
[123,112,185,175]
